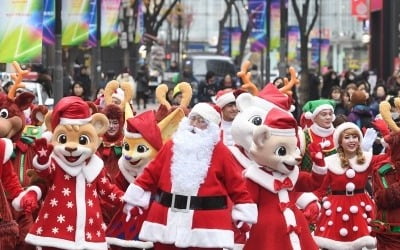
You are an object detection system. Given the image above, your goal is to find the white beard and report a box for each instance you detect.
[171,118,220,195]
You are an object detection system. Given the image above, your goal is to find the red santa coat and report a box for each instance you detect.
[229,145,326,250]
[124,140,257,249]
[1,138,24,200]
[25,154,123,250]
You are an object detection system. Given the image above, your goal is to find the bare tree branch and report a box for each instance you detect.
[154,0,179,33]
[306,0,319,37]
[232,1,243,31]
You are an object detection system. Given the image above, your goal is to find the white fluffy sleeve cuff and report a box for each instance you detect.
[296,192,318,209]
[123,183,151,209]
[11,186,42,211]
[232,203,258,224]
[312,164,327,175]
[32,155,51,171]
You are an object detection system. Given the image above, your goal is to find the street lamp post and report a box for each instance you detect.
[54,0,63,104]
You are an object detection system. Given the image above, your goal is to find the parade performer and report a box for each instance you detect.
[313,122,388,249]
[214,89,238,146]
[123,103,258,250]
[106,106,184,249]
[370,99,400,249]
[25,96,124,250]
[300,99,337,172]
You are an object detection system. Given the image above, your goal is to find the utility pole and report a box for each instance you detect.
[278,0,288,77]
[92,0,101,94]
[54,0,63,104]
[264,0,271,86]
[318,0,322,75]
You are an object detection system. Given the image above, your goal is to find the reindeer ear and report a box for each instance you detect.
[252,125,271,148]
[14,92,34,110]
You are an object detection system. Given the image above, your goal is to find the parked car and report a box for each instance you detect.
[182,54,238,104]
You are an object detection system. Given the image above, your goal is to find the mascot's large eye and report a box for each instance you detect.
[0,108,8,118]
[249,115,262,126]
[123,142,130,151]
[57,134,67,144]
[275,146,287,156]
[137,145,149,153]
[79,135,90,145]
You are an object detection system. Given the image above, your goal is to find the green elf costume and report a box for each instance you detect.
[301,100,337,172]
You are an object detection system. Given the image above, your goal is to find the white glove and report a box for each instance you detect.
[361,128,377,152]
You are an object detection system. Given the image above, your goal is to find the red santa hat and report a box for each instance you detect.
[215,89,235,108]
[263,108,297,136]
[125,110,163,151]
[258,84,293,111]
[189,102,221,125]
[51,96,91,131]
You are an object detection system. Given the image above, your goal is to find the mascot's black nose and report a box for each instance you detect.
[65,147,77,153]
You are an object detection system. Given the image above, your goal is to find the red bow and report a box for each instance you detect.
[279,202,295,212]
[287,225,302,235]
[274,177,293,191]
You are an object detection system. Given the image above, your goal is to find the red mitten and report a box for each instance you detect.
[302,201,320,224]
[20,191,38,214]
[372,119,390,137]
[33,138,53,164]
[308,142,325,167]
[236,221,251,242]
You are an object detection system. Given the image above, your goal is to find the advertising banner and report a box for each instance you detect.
[0,0,43,63]
[43,0,55,45]
[87,0,97,47]
[248,0,266,52]
[62,0,90,46]
[287,26,299,63]
[270,0,280,50]
[101,0,121,47]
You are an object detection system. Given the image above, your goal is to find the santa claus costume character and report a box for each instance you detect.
[214,89,238,146]
[25,97,124,250]
[106,111,162,249]
[123,103,257,250]
[313,122,388,249]
[301,100,337,172]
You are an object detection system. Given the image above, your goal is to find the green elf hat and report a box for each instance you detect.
[302,99,336,120]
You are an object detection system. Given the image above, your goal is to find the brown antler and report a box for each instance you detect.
[176,82,192,109]
[7,61,28,99]
[155,84,172,110]
[380,100,400,133]
[279,66,299,96]
[237,61,259,96]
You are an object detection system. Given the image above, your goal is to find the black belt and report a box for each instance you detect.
[331,189,365,196]
[155,190,227,211]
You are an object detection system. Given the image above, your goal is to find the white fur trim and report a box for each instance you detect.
[190,102,221,125]
[139,221,234,249]
[216,92,235,108]
[11,186,42,211]
[2,138,13,163]
[325,151,372,175]
[41,130,53,142]
[112,88,125,101]
[269,127,296,136]
[106,237,153,248]
[123,183,151,209]
[118,157,138,182]
[32,155,51,171]
[231,203,258,224]
[310,124,335,138]
[52,154,104,183]
[75,173,87,246]
[314,235,376,250]
[310,104,334,119]
[312,164,328,175]
[333,122,363,148]
[25,233,108,250]
[123,123,143,139]
[59,117,91,125]
[229,146,260,169]
[244,166,299,193]
[304,111,313,120]
[297,128,306,155]
[296,193,318,209]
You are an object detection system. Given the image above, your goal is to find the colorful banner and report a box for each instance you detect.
[62,0,90,46]
[87,0,97,47]
[351,0,368,20]
[231,27,241,57]
[101,0,121,47]
[320,38,330,67]
[287,26,299,63]
[248,0,266,52]
[135,0,144,43]
[0,0,43,63]
[221,27,231,56]
[43,0,55,45]
[270,0,281,50]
